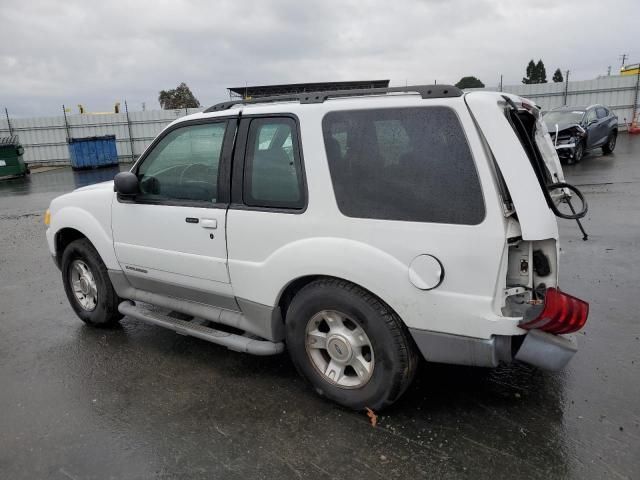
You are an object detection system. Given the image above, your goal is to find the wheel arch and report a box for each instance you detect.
[54,227,87,267]
[277,274,406,329]
[50,205,119,270]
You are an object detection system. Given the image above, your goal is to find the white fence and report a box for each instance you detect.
[0,107,203,166]
[474,74,639,127]
[1,74,638,166]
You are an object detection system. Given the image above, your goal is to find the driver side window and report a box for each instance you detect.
[585,109,597,124]
[137,122,227,203]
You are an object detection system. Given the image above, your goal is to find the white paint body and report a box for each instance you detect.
[46,91,563,342]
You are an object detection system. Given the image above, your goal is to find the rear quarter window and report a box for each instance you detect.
[322,106,484,224]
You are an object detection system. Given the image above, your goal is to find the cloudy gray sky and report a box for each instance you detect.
[1,0,638,116]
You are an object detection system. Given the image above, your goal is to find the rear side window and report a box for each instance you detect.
[596,107,608,119]
[322,107,484,224]
[243,117,305,209]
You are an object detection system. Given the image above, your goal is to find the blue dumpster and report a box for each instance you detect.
[68,135,118,169]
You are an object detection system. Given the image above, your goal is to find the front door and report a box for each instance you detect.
[112,119,236,308]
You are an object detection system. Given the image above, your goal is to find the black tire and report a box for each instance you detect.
[61,238,123,327]
[571,141,584,164]
[602,131,617,154]
[285,278,419,411]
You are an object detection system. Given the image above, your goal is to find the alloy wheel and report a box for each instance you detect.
[69,259,98,311]
[305,310,374,388]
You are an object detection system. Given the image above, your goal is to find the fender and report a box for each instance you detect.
[49,192,119,270]
[230,236,407,309]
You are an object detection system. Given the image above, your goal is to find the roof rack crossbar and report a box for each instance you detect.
[204,84,462,112]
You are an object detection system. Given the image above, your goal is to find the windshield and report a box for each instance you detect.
[543,110,584,127]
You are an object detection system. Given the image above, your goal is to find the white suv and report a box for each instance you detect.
[45,85,589,410]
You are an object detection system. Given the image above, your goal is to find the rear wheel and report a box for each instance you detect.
[285,279,418,410]
[61,238,122,327]
[602,132,617,154]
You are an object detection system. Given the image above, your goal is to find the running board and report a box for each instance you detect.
[118,301,285,356]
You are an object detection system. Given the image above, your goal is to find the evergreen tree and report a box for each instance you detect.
[552,68,564,83]
[523,59,549,84]
[535,60,547,83]
[522,60,536,84]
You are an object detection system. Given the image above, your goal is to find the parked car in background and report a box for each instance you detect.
[543,105,618,164]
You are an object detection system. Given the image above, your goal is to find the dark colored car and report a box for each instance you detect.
[543,105,618,164]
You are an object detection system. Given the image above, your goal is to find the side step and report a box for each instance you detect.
[118,301,285,356]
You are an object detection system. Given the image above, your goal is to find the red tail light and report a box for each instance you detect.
[519,288,589,334]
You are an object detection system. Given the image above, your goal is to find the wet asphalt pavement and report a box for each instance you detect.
[1,139,639,480]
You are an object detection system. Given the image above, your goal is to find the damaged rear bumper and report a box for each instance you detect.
[409,328,577,371]
[514,329,577,370]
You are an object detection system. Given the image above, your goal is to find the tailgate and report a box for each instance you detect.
[465,92,558,241]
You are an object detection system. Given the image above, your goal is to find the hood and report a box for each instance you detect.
[74,180,114,192]
[545,122,584,136]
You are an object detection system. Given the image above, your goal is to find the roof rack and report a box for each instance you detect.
[204,84,462,113]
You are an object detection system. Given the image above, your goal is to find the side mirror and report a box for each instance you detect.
[114,171,139,196]
[16,146,24,156]
[588,119,598,126]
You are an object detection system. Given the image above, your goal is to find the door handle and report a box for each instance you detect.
[200,218,217,229]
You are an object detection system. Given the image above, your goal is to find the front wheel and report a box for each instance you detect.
[61,238,123,327]
[571,141,584,164]
[602,132,617,154]
[285,279,418,411]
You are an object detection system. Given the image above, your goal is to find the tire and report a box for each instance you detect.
[285,278,419,411]
[61,238,123,327]
[602,131,617,154]
[571,141,584,164]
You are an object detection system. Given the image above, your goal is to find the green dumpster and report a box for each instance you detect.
[0,136,29,179]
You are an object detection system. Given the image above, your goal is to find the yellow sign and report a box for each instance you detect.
[620,64,639,76]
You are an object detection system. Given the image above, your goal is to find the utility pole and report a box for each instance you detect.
[499,74,503,92]
[563,70,570,106]
[124,100,135,162]
[619,53,628,68]
[632,65,640,127]
[62,105,71,142]
[4,107,13,137]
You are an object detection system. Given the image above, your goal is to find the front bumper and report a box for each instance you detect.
[45,228,61,269]
[554,143,577,159]
[409,328,577,370]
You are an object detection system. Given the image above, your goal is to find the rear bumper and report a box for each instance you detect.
[514,329,577,370]
[409,328,577,370]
